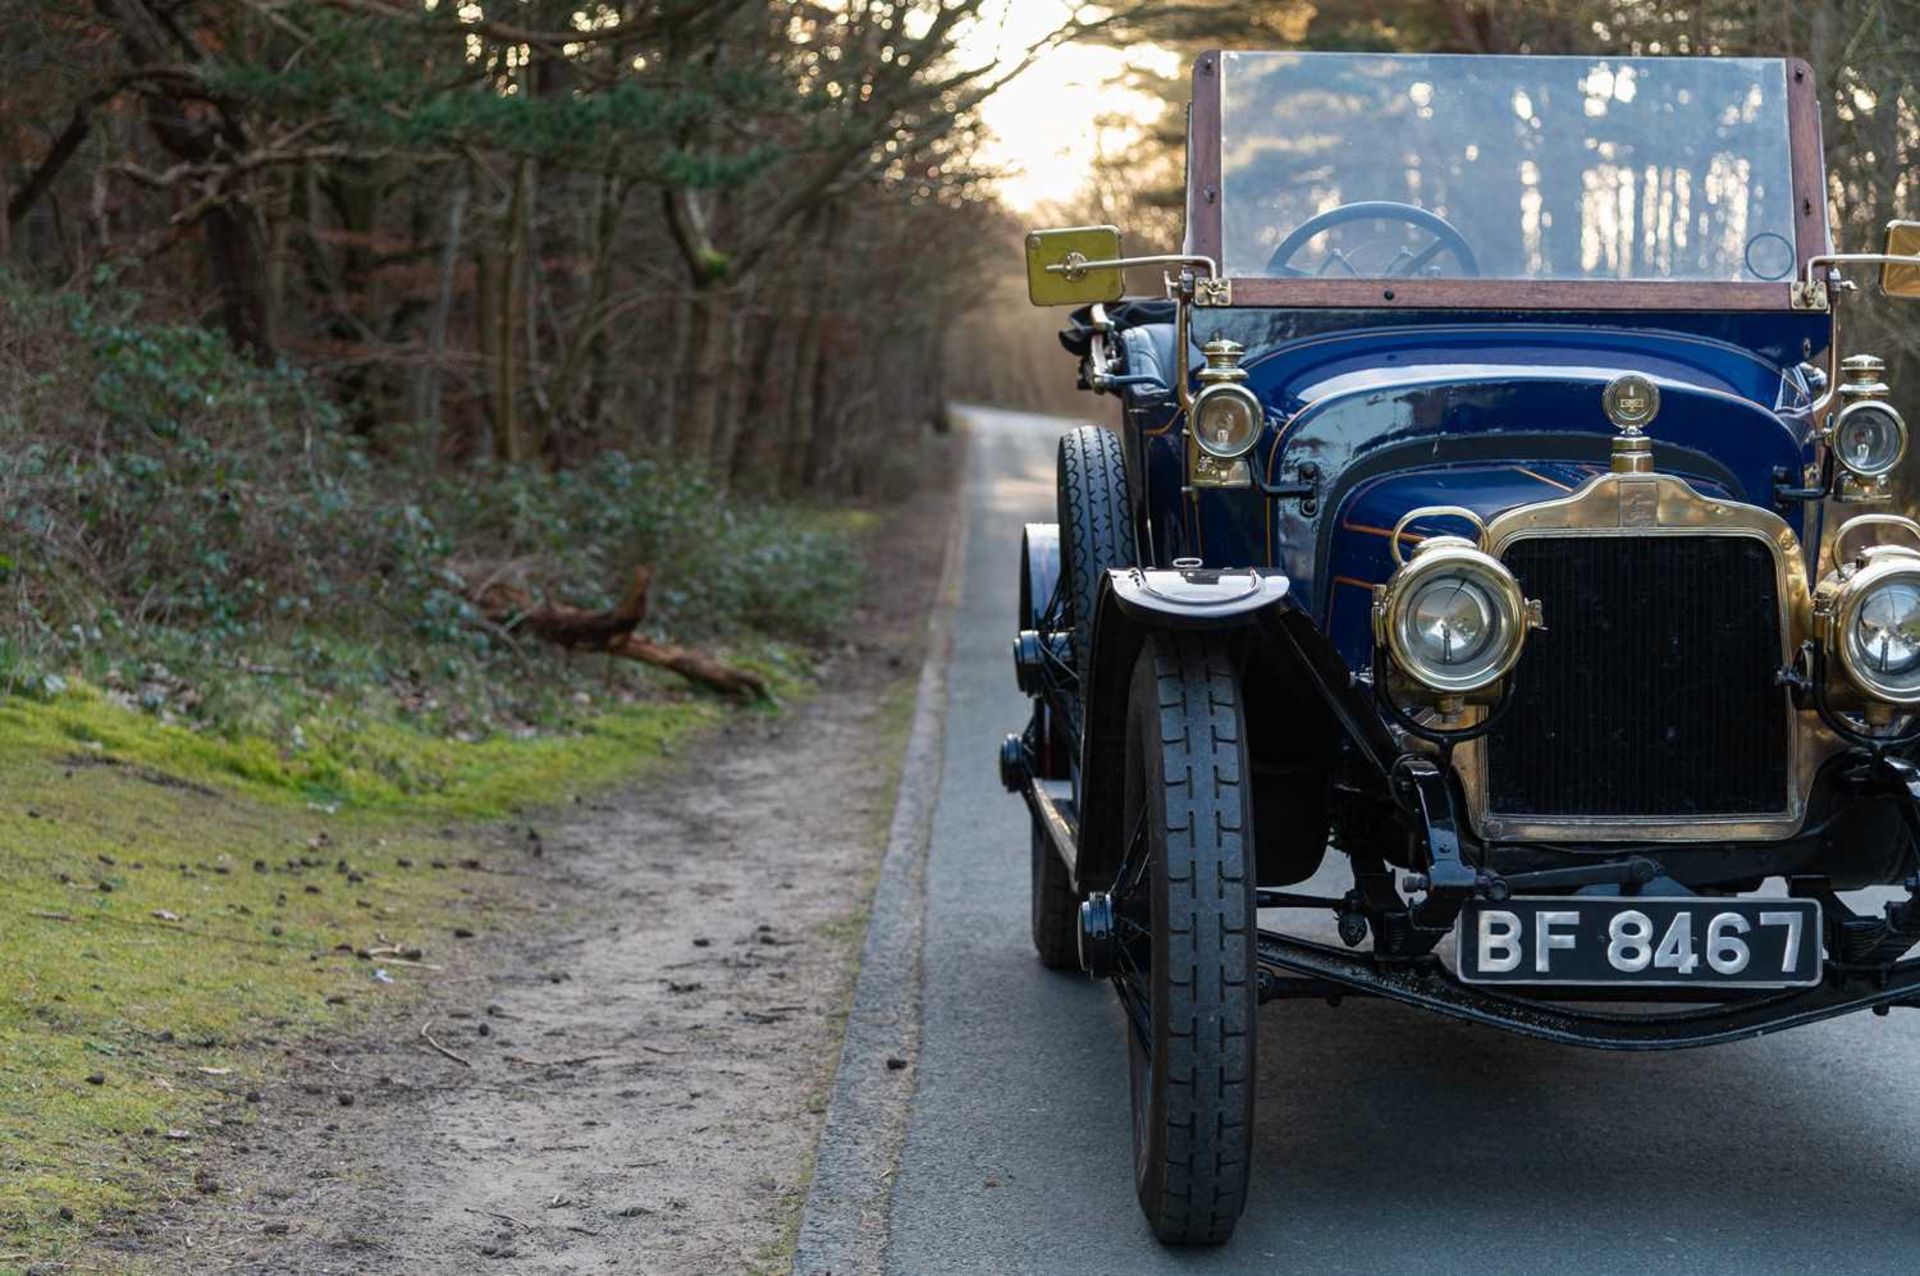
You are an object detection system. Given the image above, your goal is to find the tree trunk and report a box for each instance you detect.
[95,0,274,361]
[656,290,687,455]
[6,102,91,231]
[729,291,787,487]
[801,308,839,492]
[521,158,548,463]
[781,301,827,495]
[474,241,498,462]
[494,158,528,464]
[414,172,468,463]
[675,283,728,465]
[202,203,274,360]
[711,285,754,479]
[577,173,629,432]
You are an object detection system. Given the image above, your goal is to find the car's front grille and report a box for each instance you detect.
[1486,535,1789,820]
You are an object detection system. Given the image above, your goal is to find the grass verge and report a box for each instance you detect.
[0,679,738,1272]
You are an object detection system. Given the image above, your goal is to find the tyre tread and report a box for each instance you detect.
[1057,427,1137,681]
[1132,632,1256,1246]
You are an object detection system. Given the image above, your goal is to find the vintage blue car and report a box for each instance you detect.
[1003,50,1920,1245]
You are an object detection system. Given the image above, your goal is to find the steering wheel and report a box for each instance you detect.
[1265,200,1481,279]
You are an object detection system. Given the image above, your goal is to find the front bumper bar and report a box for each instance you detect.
[1257,930,1920,1051]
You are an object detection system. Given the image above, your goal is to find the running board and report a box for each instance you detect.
[1022,779,1078,884]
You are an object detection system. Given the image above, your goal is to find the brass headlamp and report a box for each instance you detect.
[1372,505,1542,707]
[1814,515,1920,712]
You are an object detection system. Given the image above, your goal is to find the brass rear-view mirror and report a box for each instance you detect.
[1025,226,1125,307]
[1882,221,1920,298]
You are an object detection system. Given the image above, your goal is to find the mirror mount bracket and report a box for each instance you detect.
[1790,278,1830,312]
[1800,249,1920,310]
[1042,252,1222,285]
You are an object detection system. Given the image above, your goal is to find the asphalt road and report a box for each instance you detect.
[882,404,1920,1276]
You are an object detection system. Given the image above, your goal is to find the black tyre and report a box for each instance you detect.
[1031,815,1080,969]
[1115,633,1256,1245]
[1057,426,1137,682]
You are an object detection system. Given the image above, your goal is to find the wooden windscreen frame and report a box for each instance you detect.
[1183,50,1831,312]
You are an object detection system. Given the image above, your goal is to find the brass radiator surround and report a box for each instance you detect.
[1457,470,1842,843]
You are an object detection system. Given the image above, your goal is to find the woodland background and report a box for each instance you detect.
[1,0,1917,742]
[6,7,1917,1263]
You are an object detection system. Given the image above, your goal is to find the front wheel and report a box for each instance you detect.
[1114,633,1257,1245]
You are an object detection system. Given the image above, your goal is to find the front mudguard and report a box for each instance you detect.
[1074,566,1400,893]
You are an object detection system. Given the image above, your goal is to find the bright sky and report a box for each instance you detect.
[958,1,1179,211]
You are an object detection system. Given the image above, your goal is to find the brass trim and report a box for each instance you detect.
[1831,400,1908,481]
[1388,506,1486,565]
[1825,547,1920,705]
[1602,374,1661,430]
[1190,383,1262,459]
[1195,276,1233,307]
[1024,226,1126,307]
[1883,221,1920,298]
[1456,469,1836,844]
[1814,515,1920,709]
[1790,279,1830,311]
[1831,513,1920,563]
[1372,537,1533,697]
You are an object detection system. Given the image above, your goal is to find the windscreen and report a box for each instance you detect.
[1218,52,1800,284]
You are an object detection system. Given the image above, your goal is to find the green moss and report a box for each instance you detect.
[0,679,727,1266]
[0,681,716,821]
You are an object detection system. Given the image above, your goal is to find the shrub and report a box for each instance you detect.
[0,279,860,741]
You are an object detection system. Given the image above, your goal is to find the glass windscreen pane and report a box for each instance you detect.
[1218,52,1798,283]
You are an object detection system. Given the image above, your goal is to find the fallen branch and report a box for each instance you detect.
[418,1023,473,1068]
[459,566,768,700]
[613,636,769,700]
[480,565,655,649]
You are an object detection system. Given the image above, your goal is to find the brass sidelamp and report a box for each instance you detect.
[1829,354,1908,501]
[1187,337,1260,488]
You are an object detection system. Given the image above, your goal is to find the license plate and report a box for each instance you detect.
[1456,897,1822,988]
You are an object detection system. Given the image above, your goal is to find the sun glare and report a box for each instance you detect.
[961,1,1178,212]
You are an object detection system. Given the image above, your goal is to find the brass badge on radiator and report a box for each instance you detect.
[1619,479,1659,527]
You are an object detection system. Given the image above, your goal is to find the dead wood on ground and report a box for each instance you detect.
[460,566,769,700]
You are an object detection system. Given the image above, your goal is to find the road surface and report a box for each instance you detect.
[879,404,1920,1275]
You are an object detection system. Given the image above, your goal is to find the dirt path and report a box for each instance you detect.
[99,450,959,1276]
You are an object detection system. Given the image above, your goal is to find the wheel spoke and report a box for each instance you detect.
[1111,970,1151,1052]
[1111,804,1151,905]
[1109,761,1155,1050]
[1392,234,1449,277]
[1316,248,1362,277]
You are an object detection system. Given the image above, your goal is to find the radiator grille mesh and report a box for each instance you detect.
[1486,535,1789,819]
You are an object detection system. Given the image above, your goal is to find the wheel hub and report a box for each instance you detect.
[998,733,1028,793]
[1079,891,1120,976]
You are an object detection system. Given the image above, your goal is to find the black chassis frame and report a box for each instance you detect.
[1002,556,1920,1052]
